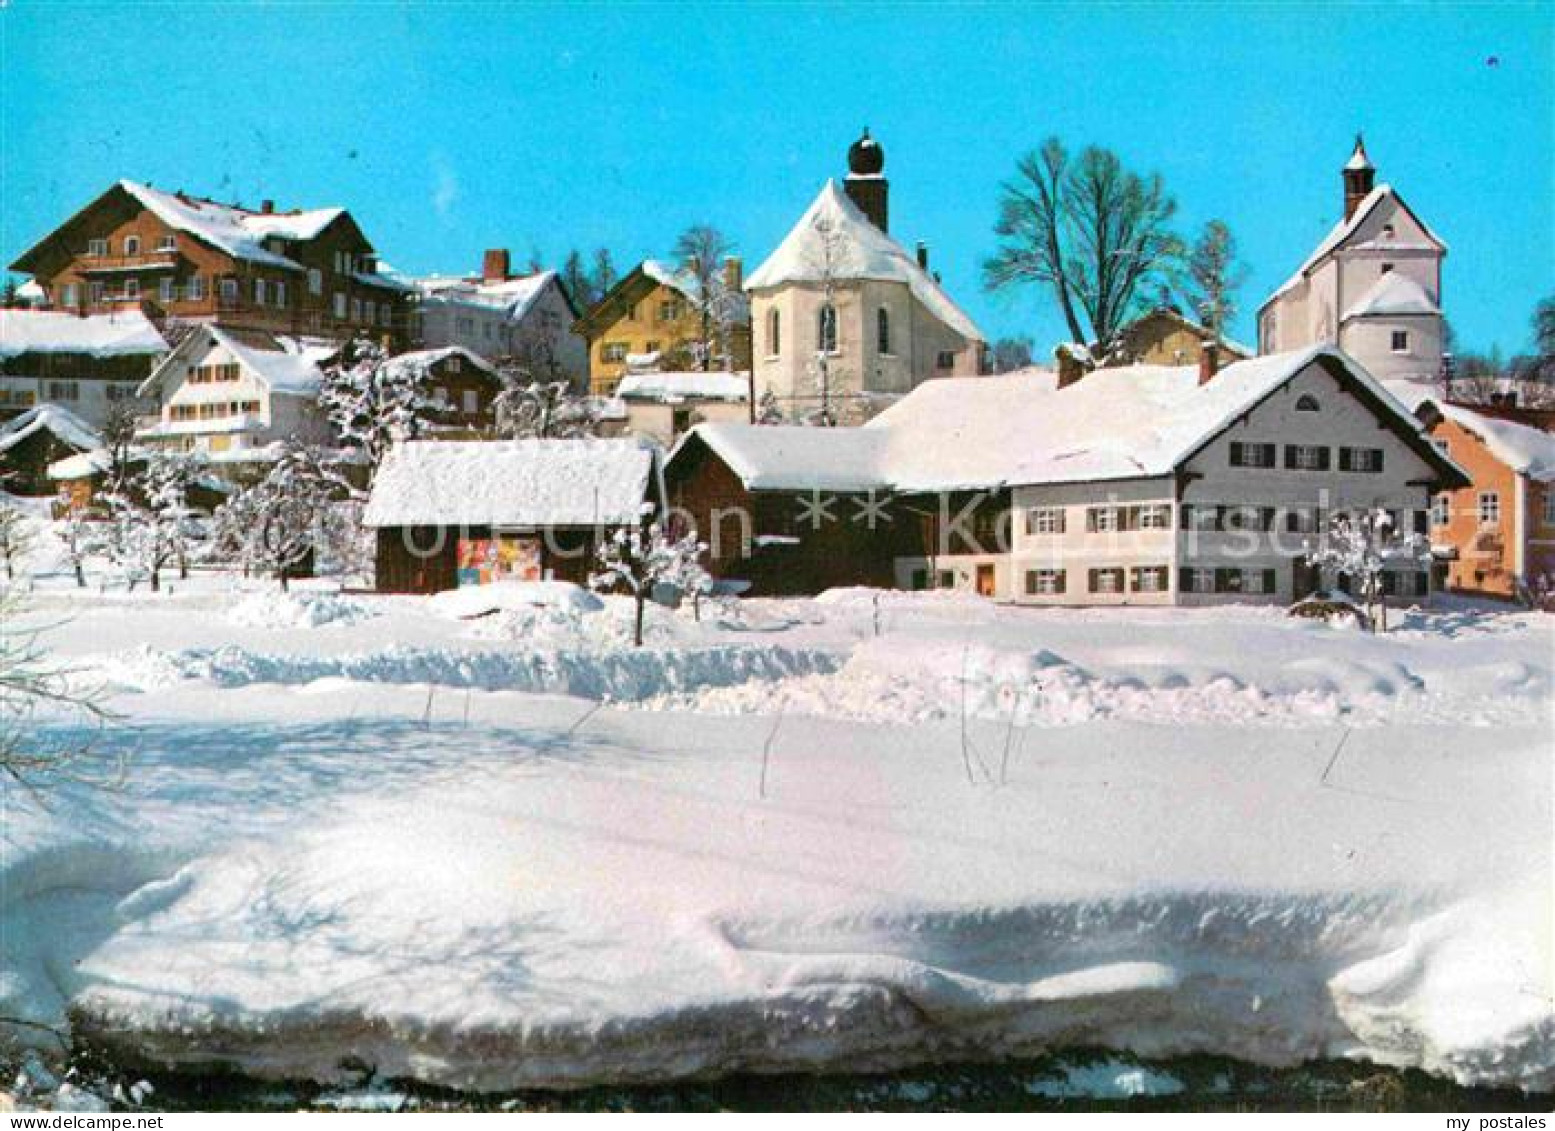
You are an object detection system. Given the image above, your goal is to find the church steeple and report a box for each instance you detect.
[843,127,889,233]
[1342,134,1376,221]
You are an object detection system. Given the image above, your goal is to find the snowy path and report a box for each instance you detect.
[2,587,1551,1092]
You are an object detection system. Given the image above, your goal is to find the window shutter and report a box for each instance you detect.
[1056,570,1066,594]
[1179,567,1194,593]
[1373,449,1385,473]
[1380,571,1396,597]
[1263,568,1277,595]
[1215,567,1232,593]
[1179,505,1191,530]
[1230,441,1244,466]
[1260,507,1275,531]
[1261,443,1276,467]
[1128,567,1140,591]
[1088,568,1099,592]
[1338,447,1352,472]
[1284,445,1297,469]
[1318,447,1331,471]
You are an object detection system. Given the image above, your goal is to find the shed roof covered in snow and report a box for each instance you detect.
[616,372,749,403]
[363,437,663,528]
[745,180,984,344]
[673,346,1467,494]
[0,309,167,360]
[0,403,101,456]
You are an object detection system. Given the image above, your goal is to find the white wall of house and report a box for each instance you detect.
[0,373,150,427]
[623,398,748,448]
[751,278,978,423]
[412,281,588,382]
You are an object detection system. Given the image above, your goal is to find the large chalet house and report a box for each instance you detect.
[1413,397,1555,601]
[667,345,1467,603]
[744,131,987,426]
[406,249,588,382]
[1257,138,1447,385]
[0,308,166,426]
[9,180,410,347]
[574,259,752,395]
[135,324,335,469]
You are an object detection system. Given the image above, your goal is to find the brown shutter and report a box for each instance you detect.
[1056,570,1067,594]
[1318,446,1332,471]
[1230,441,1244,466]
[1264,568,1277,594]
[1339,447,1353,472]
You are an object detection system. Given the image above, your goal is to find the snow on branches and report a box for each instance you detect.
[1305,507,1430,632]
[491,375,602,440]
[319,338,441,481]
[212,442,355,589]
[99,450,209,593]
[589,512,709,645]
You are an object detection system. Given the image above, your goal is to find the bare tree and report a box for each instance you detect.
[671,225,739,372]
[984,138,1182,355]
[1183,219,1248,343]
[0,502,33,581]
[802,211,852,426]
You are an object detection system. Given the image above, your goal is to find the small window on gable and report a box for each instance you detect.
[124,235,140,256]
[1391,330,1410,353]
[1380,263,1394,275]
[1382,224,1395,239]
[1295,394,1320,412]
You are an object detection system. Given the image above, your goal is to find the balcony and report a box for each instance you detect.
[78,250,180,274]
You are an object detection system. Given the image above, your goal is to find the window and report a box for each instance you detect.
[123,279,139,299]
[156,234,176,252]
[910,569,929,591]
[1391,330,1409,353]
[60,284,79,308]
[350,298,363,322]
[89,282,106,304]
[1478,491,1500,526]
[937,350,956,370]
[877,307,891,355]
[1137,504,1171,530]
[221,278,239,302]
[1544,492,1555,527]
[644,340,661,354]
[123,235,140,256]
[462,389,479,414]
[447,356,462,373]
[47,380,80,401]
[158,277,174,303]
[1181,504,1220,532]
[767,309,781,357]
[1089,567,1125,594]
[254,279,267,305]
[1130,565,1169,593]
[818,304,838,354]
[1295,394,1320,412]
[187,275,205,301]
[1382,570,1427,598]
[1340,447,1384,473]
[1026,507,1066,535]
[307,269,322,295]
[602,342,629,363]
[379,303,392,328]
[1087,506,1120,533]
[657,300,682,323]
[433,386,449,406]
[454,316,475,334]
[1432,494,1451,527]
[105,384,136,402]
[1230,441,1277,468]
[87,238,107,257]
[937,570,955,589]
[1243,569,1278,595]
[1382,224,1395,239]
[365,301,376,325]
[1284,444,1330,471]
[275,280,287,307]
[333,293,347,319]
[1380,263,1394,275]
[1222,505,1275,532]
[1026,569,1065,596]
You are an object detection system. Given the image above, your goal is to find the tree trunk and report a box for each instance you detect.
[74,561,85,588]
[634,592,645,647]
[150,567,160,594]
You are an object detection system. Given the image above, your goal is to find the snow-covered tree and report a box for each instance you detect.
[491,376,602,439]
[0,502,33,582]
[97,451,206,593]
[755,388,786,425]
[670,225,742,372]
[1305,508,1430,632]
[802,211,851,427]
[214,442,352,590]
[319,338,440,484]
[1183,219,1248,343]
[991,336,1035,373]
[589,514,708,646]
[54,489,100,588]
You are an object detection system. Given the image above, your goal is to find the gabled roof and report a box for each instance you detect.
[1342,273,1440,322]
[745,180,984,344]
[10,180,363,276]
[672,346,1468,494]
[0,404,100,456]
[411,270,566,320]
[138,324,327,399]
[380,345,500,384]
[1105,306,1253,360]
[362,437,661,528]
[1260,183,1447,312]
[1422,400,1555,482]
[0,309,167,360]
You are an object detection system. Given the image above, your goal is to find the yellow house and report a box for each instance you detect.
[573,259,751,395]
[1107,307,1253,367]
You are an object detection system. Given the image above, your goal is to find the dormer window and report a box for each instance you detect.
[1295,394,1321,412]
[156,235,177,252]
[87,238,107,257]
[1381,263,1394,275]
[123,235,140,256]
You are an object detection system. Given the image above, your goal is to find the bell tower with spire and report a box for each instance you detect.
[1342,134,1376,221]
[843,127,888,232]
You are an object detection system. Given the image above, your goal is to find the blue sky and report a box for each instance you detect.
[2,2,1550,355]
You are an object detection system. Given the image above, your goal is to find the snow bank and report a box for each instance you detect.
[428,580,603,619]
[225,592,377,630]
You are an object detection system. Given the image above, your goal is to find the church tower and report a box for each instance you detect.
[1342,134,1376,221]
[844,127,888,233]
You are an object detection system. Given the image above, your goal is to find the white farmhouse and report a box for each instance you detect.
[745,132,986,425]
[1258,137,1447,385]
[136,324,334,468]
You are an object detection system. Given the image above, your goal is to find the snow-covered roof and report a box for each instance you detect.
[639,260,750,320]
[0,403,100,456]
[363,437,661,528]
[118,180,346,272]
[140,325,327,399]
[16,280,44,302]
[746,180,984,344]
[1432,402,1555,482]
[381,346,499,381]
[616,372,750,403]
[1261,184,1447,310]
[0,309,167,360]
[1342,273,1440,321]
[677,346,1461,494]
[410,271,556,318]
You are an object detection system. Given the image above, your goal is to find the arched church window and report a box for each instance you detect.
[818,304,838,354]
[1295,394,1321,412]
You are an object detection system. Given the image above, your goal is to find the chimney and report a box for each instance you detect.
[916,242,929,271]
[1342,134,1376,222]
[482,248,511,282]
[723,255,743,292]
[260,199,275,214]
[1198,339,1221,385]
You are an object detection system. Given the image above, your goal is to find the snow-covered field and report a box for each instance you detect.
[2,525,1552,1096]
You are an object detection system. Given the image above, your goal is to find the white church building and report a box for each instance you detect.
[1257,137,1447,387]
[744,131,986,425]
